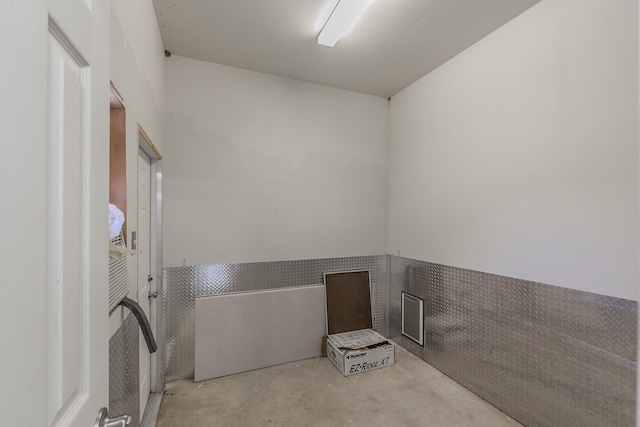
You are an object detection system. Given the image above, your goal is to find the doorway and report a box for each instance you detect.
[137,126,163,421]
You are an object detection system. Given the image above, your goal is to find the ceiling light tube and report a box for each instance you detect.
[317,0,374,47]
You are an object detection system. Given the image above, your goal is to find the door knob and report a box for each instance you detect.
[95,407,132,427]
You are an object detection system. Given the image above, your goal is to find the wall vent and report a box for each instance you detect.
[402,292,424,346]
[109,233,129,312]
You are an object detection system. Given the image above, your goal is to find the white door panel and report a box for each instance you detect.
[1,3,49,426]
[46,31,86,424]
[2,0,109,426]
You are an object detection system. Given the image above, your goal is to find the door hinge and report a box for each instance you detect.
[148,291,158,299]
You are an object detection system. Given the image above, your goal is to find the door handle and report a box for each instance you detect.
[95,408,132,427]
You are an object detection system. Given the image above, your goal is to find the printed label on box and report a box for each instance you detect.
[326,331,395,377]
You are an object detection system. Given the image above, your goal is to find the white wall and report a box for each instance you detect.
[388,0,639,300]
[164,56,388,267]
[111,0,165,154]
[109,0,165,331]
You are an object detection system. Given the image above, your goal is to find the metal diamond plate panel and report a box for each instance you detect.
[110,312,140,427]
[162,266,196,382]
[162,255,388,382]
[389,255,637,427]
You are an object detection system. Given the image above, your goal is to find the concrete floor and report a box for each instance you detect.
[158,344,522,427]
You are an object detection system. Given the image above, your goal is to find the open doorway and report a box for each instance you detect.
[109,84,126,242]
[110,82,164,423]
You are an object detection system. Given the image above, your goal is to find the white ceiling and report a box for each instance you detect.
[152,0,541,98]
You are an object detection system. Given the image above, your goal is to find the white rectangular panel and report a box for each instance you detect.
[46,31,88,424]
[195,286,326,381]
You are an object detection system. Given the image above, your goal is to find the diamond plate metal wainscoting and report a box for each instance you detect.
[109,312,140,427]
[389,255,637,427]
[162,255,389,382]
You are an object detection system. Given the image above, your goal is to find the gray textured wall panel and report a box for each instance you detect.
[389,255,637,427]
[109,312,140,427]
[162,255,389,382]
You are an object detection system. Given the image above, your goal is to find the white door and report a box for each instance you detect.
[137,148,152,416]
[0,1,110,426]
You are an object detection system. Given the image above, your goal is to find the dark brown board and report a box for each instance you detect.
[325,271,372,335]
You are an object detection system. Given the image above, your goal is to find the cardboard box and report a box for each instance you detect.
[323,271,395,376]
[326,329,395,376]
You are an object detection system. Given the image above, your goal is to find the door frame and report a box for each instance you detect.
[137,125,163,393]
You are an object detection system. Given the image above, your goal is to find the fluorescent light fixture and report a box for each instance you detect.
[315,0,340,31]
[317,0,374,47]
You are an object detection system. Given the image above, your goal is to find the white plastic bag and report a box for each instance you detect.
[108,203,125,239]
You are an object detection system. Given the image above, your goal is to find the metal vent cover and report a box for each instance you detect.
[109,233,129,312]
[402,292,424,346]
